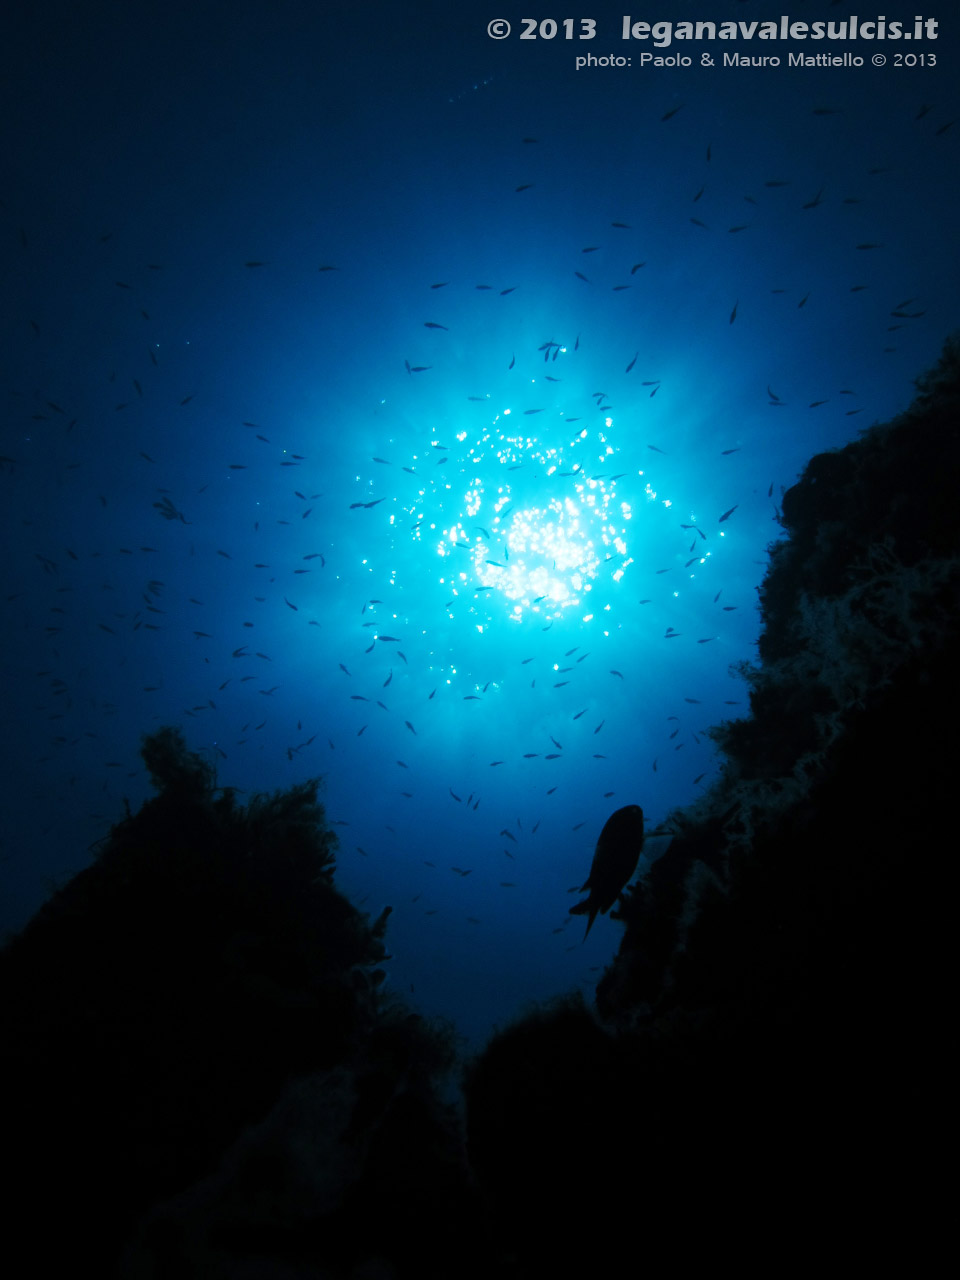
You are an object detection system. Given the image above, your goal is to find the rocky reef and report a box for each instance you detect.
[465,336,959,1272]
[1,727,497,1277]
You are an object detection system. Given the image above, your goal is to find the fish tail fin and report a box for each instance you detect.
[569,899,599,940]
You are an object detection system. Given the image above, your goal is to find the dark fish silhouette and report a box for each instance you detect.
[569,805,644,939]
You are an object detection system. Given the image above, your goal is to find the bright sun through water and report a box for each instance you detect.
[399,346,674,624]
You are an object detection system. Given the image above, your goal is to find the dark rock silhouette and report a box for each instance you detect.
[2,728,493,1277]
[464,337,959,1274]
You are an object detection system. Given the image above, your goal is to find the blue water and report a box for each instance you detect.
[2,0,957,1046]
